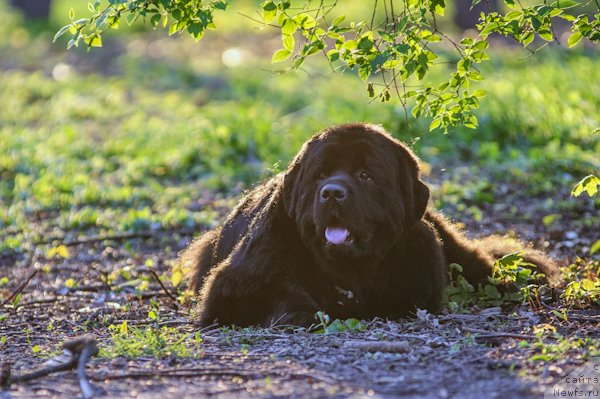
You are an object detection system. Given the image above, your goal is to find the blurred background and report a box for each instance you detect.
[0,0,598,260]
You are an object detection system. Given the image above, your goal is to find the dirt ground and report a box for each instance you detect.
[1,179,599,399]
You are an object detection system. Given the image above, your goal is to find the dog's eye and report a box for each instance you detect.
[359,171,373,181]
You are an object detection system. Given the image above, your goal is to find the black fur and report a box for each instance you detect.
[182,123,560,327]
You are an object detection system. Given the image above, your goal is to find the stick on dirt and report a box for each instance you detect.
[2,334,99,394]
[0,268,38,308]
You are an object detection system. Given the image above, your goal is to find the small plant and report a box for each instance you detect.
[311,311,366,335]
[561,258,600,308]
[101,301,202,358]
[444,253,543,313]
[572,174,600,198]
[520,324,600,363]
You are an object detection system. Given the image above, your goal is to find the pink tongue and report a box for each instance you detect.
[325,227,349,245]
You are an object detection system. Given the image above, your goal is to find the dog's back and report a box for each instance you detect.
[183,176,283,292]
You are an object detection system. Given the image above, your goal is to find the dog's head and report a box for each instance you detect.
[282,123,429,268]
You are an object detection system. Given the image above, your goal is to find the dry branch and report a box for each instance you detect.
[0,268,38,308]
[2,334,99,399]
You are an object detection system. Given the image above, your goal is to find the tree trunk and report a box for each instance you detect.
[454,0,499,30]
[9,0,52,20]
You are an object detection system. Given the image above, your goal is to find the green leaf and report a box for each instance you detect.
[522,31,534,46]
[262,1,276,11]
[472,40,489,50]
[12,292,21,308]
[332,15,346,26]
[551,0,579,9]
[263,8,277,23]
[357,36,374,51]
[483,284,501,299]
[429,118,442,131]
[293,13,316,29]
[282,34,294,51]
[581,279,597,291]
[53,24,72,43]
[272,48,291,63]
[590,239,600,255]
[469,71,484,81]
[343,40,357,50]
[214,0,228,10]
[505,11,522,20]
[425,34,442,42]
[382,59,399,69]
[472,89,487,98]
[47,245,70,259]
[457,58,470,73]
[460,37,474,46]
[327,49,339,62]
[150,13,161,27]
[281,18,297,35]
[542,214,561,226]
[171,270,182,287]
[572,174,600,197]
[568,31,583,47]
[358,63,371,81]
[539,29,554,41]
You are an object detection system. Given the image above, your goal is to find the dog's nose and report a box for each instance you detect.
[320,183,348,203]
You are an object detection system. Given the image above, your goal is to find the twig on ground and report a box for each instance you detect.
[0,268,38,308]
[74,337,99,399]
[146,268,180,304]
[6,297,57,308]
[1,335,99,392]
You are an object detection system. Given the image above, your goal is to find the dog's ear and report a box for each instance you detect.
[392,141,430,227]
[281,162,300,218]
[408,179,430,226]
[281,142,310,219]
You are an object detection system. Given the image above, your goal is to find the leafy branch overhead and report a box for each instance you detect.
[56,0,599,131]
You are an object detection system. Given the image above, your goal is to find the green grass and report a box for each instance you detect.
[0,0,599,254]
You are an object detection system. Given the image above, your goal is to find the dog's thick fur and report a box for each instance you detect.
[181,123,560,327]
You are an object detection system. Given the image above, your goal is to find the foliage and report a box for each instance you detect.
[55,0,600,131]
[312,311,366,334]
[561,258,600,307]
[444,253,543,312]
[572,174,600,197]
[519,324,600,362]
[0,48,598,253]
[102,301,202,358]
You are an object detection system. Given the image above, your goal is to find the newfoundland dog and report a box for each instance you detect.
[181,123,559,327]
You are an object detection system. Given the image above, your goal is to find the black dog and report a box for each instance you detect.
[181,123,559,326]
